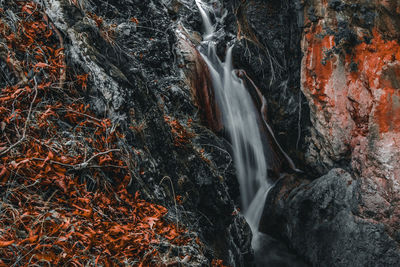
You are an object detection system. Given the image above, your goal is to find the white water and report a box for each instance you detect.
[195,0,214,39]
[195,0,272,245]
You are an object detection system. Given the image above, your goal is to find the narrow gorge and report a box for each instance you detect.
[0,0,399,266]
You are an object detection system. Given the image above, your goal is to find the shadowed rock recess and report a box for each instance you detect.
[1,0,399,266]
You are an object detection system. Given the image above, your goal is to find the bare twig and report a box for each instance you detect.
[199,143,232,172]
[76,149,120,169]
[30,149,121,170]
[159,176,179,230]
[41,12,66,90]
[0,82,38,156]
[56,108,103,122]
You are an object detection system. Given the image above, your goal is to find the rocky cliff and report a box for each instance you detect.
[261,0,400,266]
[1,0,400,266]
[0,0,253,265]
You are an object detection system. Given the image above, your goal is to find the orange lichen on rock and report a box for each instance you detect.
[374,90,400,132]
[348,29,400,133]
[303,24,335,109]
[349,29,400,85]
[304,24,400,133]
[301,1,400,240]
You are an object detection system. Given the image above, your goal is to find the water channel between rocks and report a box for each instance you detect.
[195,1,308,266]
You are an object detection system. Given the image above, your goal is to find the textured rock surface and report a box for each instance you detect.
[261,0,400,265]
[215,0,311,174]
[35,0,254,265]
[8,0,399,265]
[301,0,400,240]
[261,169,400,267]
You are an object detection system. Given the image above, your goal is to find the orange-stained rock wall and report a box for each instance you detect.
[301,0,400,236]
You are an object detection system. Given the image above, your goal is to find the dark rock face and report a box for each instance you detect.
[183,0,310,176]
[20,0,400,265]
[295,1,400,263]
[38,0,253,265]
[219,0,311,175]
[248,0,400,265]
[261,169,400,266]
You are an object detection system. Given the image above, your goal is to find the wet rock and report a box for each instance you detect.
[256,0,400,265]
[218,0,311,174]
[261,169,400,266]
[32,0,400,265]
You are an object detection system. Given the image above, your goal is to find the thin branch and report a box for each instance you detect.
[31,157,75,168]
[56,108,103,122]
[41,12,66,90]
[30,149,121,170]
[159,176,179,230]
[0,82,38,156]
[76,149,120,170]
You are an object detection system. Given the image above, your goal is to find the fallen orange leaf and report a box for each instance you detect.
[0,240,14,247]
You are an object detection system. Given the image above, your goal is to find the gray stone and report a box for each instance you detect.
[261,169,400,267]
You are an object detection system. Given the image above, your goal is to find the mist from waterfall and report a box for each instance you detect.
[195,0,272,244]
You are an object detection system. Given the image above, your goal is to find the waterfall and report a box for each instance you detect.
[195,0,214,39]
[195,0,272,245]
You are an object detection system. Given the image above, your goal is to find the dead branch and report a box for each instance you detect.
[31,149,121,170]
[0,82,38,156]
[57,108,103,122]
[41,12,66,90]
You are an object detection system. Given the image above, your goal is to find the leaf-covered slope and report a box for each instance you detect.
[0,0,252,266]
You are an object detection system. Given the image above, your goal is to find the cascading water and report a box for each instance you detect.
[195,0,272,245]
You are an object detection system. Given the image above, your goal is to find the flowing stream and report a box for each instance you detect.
[195,0,271,246]
[194,2,308,266]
